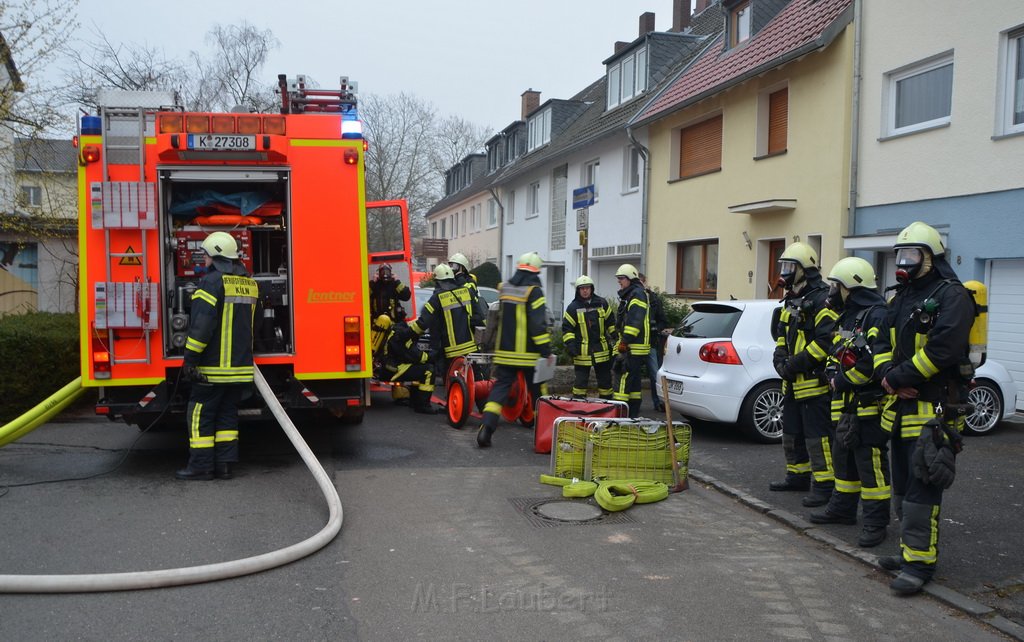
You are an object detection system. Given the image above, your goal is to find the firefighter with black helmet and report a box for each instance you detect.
[770,242,839,506]
[369,263,412,322]
[176,231,258,481]
[808,257,892,549]
[409,263,476,378]
[373,315,438,414]
[875,221,973,595]
[613,263,650,418]
[449,252,487,328]
[562,275,615,399]
[477,252,552,447]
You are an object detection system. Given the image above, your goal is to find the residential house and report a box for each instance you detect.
[0,138,79,314]
[630,0,855,302]
[847,0,1024,408]
[494,2,719,315]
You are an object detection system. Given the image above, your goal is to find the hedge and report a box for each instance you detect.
[0,312,80,423]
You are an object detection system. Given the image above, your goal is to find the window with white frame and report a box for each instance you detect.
[884,52,954,137]
[999,27,1024,135]
[623,146,640,192]
[527,107,551,151]
[487,199,497,228]
[505,190,515,225]
[527,182,541,217]
[431,221,437,238]
[440,219,446,238]
[20,186,41,207]
[607,47,648,109]
[583,159,600,200]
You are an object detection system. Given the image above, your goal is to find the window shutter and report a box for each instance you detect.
[679,115,722,178]
[768,88,788,154]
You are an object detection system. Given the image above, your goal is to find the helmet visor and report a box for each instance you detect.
[895,247,923,268]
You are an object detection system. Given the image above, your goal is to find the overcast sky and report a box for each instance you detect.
[71,0,692,131]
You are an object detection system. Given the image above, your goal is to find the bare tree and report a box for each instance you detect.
[200,22,279,112]
[431,114,491,181]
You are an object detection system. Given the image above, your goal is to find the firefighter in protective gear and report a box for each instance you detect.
[808,257,892,548]
[613,263,650,418]
[374,317,437,414]
[369,263,412,322]
[449,252,487,328]
[770,242,839,505]
[410,263,476,378]
[562,275,615,399]
[875,221,973,595]
[477,252,552,447]
[176,231,258,481]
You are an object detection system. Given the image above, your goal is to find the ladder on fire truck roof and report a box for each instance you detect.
[90,90,180,366]
[277,74,358,114]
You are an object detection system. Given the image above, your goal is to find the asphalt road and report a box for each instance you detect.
[0,394,1016,641]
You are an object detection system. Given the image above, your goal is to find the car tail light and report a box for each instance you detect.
[699,341,742,365]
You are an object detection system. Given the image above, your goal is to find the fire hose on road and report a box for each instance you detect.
[0,366,343,593]
[0,378,86,448]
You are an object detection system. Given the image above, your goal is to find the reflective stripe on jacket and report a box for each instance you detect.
[494,278,551,368]
[185,265,257,384]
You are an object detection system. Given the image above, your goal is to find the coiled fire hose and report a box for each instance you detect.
[539,474,669,508]
[0,366,342,593]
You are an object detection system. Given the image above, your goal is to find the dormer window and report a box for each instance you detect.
[607,47,648,109]
[527,106,551,151]
[730,1,752,47]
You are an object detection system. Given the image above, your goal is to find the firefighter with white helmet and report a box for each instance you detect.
[477,251,552,447]
[562,274,615,399]
[613,263,650,418]
[448,252,487,328]
[176,231,258,481]
[876,221,974,595]
[409,263,476,379]
[770,242,839,506]
[808,256,892,549]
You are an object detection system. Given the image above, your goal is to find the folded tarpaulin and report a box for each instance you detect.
[169,190,276,218]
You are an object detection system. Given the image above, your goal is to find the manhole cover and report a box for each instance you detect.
[535,500,603,521]
[508,497,636,528]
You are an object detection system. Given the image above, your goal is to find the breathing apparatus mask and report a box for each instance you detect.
[826,280,847,311]
[895,247,932,285]
[777,260,803,291]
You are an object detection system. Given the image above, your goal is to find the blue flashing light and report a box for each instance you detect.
[81,116,102,136]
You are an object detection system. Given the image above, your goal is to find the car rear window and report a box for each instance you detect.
[678,304,742,338]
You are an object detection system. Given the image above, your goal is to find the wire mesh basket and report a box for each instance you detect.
[550,417,691,487]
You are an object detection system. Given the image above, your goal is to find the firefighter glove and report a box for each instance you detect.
[912,424,956,489]
[181,365,205,383]
[566,343,580,358]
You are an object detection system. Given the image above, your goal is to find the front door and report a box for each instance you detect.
[767,240,785,299]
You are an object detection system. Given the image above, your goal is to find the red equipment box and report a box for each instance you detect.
[174,228,253,277]
[534,395,628,454]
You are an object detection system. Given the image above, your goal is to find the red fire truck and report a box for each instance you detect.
[76,75,413,426]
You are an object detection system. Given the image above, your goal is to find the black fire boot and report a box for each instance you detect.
[175,466,214,481]
[477,424,495,448]
[215,463,234,480]
[878,555,901,571]
[808,510,856,525]
[890,572,927,595]
[857,525,887,548]
[769,476,810,492]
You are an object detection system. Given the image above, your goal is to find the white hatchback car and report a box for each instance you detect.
[658,299,1017,443]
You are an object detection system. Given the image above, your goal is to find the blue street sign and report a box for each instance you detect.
[572,185,595,209]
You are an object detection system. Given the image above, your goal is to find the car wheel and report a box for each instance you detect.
[739,381,784,443]
[964,378,1003,436]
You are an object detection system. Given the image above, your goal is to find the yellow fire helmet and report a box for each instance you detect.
[828,257,877,290]
[201,231,239,259]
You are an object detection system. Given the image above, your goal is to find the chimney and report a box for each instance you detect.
[696,0,711,13]
[639,12,656,36]
[671,0,692,32]
[521,89,540,119]
[614,41,630,55]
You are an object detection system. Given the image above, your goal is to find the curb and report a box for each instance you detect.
[688,467,1024,641]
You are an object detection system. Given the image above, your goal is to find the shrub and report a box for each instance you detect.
[471,262,501,288]
[0,312,81,423]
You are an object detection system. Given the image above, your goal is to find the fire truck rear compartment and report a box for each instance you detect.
[161,173,293,358]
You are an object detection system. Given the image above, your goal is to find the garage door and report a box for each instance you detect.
[988,260,1024,411]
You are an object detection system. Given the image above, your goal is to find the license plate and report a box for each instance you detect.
[187,134,256,151]
[667,380,684,395]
